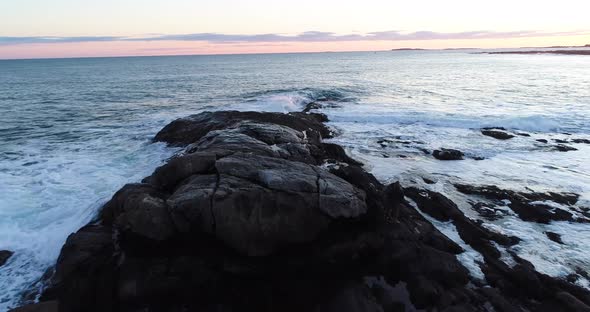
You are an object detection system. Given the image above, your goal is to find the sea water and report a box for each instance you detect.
[1,50,589,310]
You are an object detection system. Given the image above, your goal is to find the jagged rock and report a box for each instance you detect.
[433,148,464,161]
[405,187,519,258]
[0,250,13,267]
[454,184,584,223]
[481,129,515,140]
[572,138,590,144]
[537,139,549,143]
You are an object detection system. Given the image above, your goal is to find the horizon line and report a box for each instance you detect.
[4,45,590,61]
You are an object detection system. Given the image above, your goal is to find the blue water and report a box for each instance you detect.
[1,51,590,310]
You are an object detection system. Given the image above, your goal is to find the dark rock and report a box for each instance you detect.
[554,139,569,144]
[481,129,515,140]
[314,143,362,166]
[0,250,13,267]
[9,301,58,312]
[383,182,404,223]
[555,291,590,312]
[510,201,574,224]
[516,132,531,137]
[143,153,216,191]
[314,282,383,312]
[101,183,176,242]
[405,187,519,256]
[545,232,564,244]
[423,177,436,184]
[52,225,116,312]
[555,144,578,152]
[470,202,508,221]
[303,101,323,113]
[572,139,590,144]
[536,139,549,143]
[433,148,464,161]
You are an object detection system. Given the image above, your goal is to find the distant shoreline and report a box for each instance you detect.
[478,50,590,56]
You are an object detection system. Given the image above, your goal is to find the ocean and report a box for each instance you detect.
[1,50,590,310]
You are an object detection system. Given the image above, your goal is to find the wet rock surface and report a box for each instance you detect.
[454,184,588,224]
[0,250,14,267]
[17,110,590,312]
[481,129,516,140]
[432,148,464,161]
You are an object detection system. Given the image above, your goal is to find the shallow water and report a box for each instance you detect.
[1,51,590,310]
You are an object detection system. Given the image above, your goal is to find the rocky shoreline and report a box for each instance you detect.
[12,109,590,312]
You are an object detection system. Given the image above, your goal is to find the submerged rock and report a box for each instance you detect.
[481,129,515,140]
[572,138,590,144]
[545,232,564,244]
[555,144,578,152]
[432,148,464,160]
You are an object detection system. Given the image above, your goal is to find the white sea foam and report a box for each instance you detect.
[231,93,308,113]
[328,111,563,133]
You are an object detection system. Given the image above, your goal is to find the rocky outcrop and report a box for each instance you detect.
[16,110,590,312]
[0,250,13,267]
[481,129,515,140]
[454,184,588,224]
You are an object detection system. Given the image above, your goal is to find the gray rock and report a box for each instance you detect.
[187,130,281,159]
[167,174,219,234]
[216,154,367,218]
[168,173,330,256]
[232,121,306,145]
[154,110,330,146]
[167,154,367,256]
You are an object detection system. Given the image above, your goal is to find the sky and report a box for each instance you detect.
[1,0,589,59]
